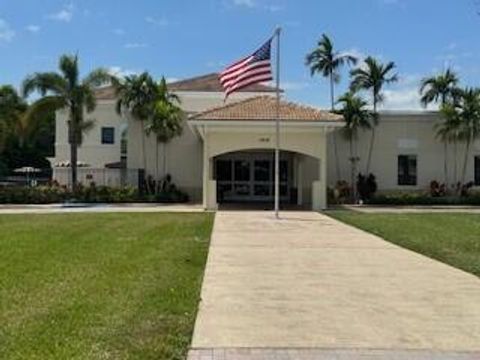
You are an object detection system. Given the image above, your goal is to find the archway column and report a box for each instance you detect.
[312,128,328,211]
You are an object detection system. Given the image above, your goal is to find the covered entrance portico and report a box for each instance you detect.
[188,96,343,211]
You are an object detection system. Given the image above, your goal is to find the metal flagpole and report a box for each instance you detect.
[274,27,281,219]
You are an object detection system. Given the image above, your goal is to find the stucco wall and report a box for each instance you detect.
[327,112,480,191]
[53,101,126,168]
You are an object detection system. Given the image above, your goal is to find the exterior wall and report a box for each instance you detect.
[200,124,330,210]
[126,91,274,202]
[53,101,126,168]
[327,112,480,192]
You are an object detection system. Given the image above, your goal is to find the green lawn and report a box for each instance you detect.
[0,213,214,360]
[327,210,480,277]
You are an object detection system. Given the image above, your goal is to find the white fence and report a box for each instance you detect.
[53,168,140,188]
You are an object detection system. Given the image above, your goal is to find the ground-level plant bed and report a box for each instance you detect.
[366,193,480,206]
[0,212,214,360]
[327,210,480,277]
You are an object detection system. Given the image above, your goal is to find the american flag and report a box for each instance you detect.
[219,38,273,98]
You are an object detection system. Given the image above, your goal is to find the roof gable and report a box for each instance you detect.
[167,73,279,93]
[189,96,343,122]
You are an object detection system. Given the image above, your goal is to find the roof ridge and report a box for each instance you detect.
[189,95,270,120]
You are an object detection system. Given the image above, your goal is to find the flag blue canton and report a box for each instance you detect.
[252,39,272,61]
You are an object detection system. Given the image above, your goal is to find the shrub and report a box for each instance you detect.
[0,182,189,204]
[367,192,480,206]
[357,173,377,201]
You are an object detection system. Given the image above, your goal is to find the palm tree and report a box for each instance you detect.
[441,88,480,187]
[145,77,183,192]
[0,85,24,154]
[306,34,357,182]
[457,88,480,185]
[337,92,373,201]
[420,68,460,186]
[23,54,111,189]
[350,56,398,174]
[114,72,159,193]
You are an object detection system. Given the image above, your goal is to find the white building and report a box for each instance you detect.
[51,73,480,209]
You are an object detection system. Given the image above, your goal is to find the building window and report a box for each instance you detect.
[475,156,480,186]
[101,127,115,144]
[398,155,417,186]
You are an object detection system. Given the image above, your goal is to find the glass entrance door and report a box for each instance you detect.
[216,153,290,203]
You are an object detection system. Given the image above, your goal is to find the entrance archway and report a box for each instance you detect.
[212,149,320,209]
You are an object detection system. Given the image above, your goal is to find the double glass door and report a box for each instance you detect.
[216,155,290,203]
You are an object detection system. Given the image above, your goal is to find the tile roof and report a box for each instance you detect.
[94,73,279,100]
[168,73,279,92]
[189,96,343,122]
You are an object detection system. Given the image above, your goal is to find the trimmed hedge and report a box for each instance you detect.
[0,184,189,204]
[367,193,480,206]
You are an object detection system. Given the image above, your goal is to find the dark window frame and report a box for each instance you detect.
[101,127,115,145]
[398,155,417,186]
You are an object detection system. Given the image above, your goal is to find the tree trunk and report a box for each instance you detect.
[163,142,167,177]
[461,139,471,186]
[443,141,449,188]
[330,72,341,182]
[349,136,355,203]
[68,116,78,191]
[141,120,151,194]
[454,139,458,188]
[366,99,377,175]
[155,140,159,195]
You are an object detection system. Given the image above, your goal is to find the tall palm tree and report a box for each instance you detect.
[337,92,373,200]
[114,72,159,193]
[441,88,480,187]
[145,77,183,192]
[420,68,460,186]
[306,34,357,182]
[457,88,480,185]
[350,56,398,174]
[23,54,111,189]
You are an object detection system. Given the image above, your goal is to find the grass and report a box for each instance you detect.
[0,213,214,360]
[327,210,480,277]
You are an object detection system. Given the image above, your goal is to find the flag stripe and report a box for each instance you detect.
[221,63,271,89]
[219,37,273,98]
[220,56,253,77]
[225,72,273,95]
[220,60,271,85]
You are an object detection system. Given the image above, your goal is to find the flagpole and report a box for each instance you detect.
[274,26,281,219]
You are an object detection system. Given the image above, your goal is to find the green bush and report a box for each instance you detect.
[367,192,480,206]
[0,183,189,204]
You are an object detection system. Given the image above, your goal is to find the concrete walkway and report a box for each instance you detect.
[190,211,480,359]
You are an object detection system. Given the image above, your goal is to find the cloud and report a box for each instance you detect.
[233,0,256,8]
[26,25,41,33]
[107,66,139,78]
[145,16,169,27]
[0,19,15,43]
[231,0,283,12]
[112,28,126,36]
[124,42,148,49]
[48,4,74,22]
[341,48,367,61]
[282,81,311,91]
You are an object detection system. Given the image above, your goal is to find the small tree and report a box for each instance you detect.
[114,72,159,193]
[337,92,373,201]
[420,68,459,186]
[306,34,357,182]
[350,56,398,174]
